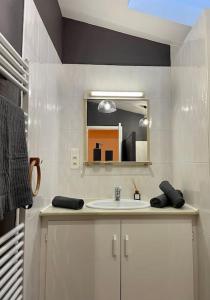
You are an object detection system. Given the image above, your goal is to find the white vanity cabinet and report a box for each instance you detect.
[121,218,194,300]
[45,220,121,300]
[41,216,195,300]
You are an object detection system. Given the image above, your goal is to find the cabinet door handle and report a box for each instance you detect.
[124,234,129,257]
[112,234,117,257]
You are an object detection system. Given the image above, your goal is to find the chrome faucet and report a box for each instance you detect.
[114,186,122,201]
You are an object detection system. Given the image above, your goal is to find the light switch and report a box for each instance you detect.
[71,148,80,169]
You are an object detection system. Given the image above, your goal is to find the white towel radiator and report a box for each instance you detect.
[0,223,25,300]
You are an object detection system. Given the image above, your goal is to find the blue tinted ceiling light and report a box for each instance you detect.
[128,0,210,26]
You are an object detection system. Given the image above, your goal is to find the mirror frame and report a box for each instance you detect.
[83,93,152,167]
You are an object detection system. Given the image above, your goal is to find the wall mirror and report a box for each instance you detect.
[84,91,151,166]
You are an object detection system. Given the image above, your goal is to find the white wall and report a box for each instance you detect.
[22,0,62,299]
[57,65,172,200]
[22,2,173,297]
[171,11,210,300]
[22,3,210,299]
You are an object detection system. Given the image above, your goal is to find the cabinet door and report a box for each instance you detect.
[121,218,194,300]
[45,220,120,300]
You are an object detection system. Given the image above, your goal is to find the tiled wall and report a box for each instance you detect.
[22,0,61,299]
[57,65,172,200]
[22,4,210,299]
[171,11,210,300]
[22,2,173,298]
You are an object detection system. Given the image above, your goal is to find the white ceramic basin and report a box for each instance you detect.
[86,199,150,210]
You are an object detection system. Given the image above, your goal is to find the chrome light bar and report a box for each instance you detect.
[89,91,145,98]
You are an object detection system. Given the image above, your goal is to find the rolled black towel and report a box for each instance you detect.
[159,181,185,208]
[150,194,169,208]
[52,196,84,210]
[150,190,183,208]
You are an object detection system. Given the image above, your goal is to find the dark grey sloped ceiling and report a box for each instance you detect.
[62,18,170,66]
[32,1,171,65]
[0,0,171,65]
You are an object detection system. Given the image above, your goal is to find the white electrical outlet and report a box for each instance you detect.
[70,148,80,169]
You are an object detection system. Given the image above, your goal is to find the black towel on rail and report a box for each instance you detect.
[0,96,33,220]
[0,97,8,219]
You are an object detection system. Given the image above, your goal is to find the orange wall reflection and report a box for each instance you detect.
[88,129,119,161]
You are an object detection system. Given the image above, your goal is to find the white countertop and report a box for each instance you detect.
[40,201,199,217]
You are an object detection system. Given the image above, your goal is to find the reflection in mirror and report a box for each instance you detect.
[85,98,150,164]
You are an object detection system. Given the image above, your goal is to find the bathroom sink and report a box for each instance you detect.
[86,199,150,210]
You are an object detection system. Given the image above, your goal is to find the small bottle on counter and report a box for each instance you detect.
[132,180,141,200]
[134,189,141,200]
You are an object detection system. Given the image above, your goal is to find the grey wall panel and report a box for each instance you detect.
[0,0,24,55]
[62,18,171,66]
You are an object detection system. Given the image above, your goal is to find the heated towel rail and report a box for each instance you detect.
[0,224,25,300]
[0,33,29,94]
[0,32,29,300]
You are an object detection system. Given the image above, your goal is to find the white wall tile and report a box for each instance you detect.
[21,5,196,300]
[23,4,210,300]
[22,1,61,299]
[150,129,172,163]
[57,64,172,201]
[22,0,39,62]
[171,11,210,300]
